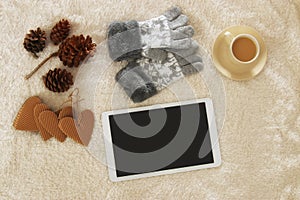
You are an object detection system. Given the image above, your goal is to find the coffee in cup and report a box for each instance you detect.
[225,32,260,64]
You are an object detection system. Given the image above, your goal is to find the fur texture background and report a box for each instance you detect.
[0,0,299,199]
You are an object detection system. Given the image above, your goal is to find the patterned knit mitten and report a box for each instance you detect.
[115,45,203,102]
[108,6,194,61]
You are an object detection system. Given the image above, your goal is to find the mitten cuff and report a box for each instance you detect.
[116,62,157,102]
[108,20,143,61]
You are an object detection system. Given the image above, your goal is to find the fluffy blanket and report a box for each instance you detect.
[0,0,299,199]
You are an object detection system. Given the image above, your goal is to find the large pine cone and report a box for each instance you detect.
[23,27,47,57]
[43,68,73,93]
[50,19,71,45]
[58,35,96,68]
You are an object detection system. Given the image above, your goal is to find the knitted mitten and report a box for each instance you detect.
[108,6,194,61]
[115,43,203,102]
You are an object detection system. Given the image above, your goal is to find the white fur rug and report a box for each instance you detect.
[0,0,299,199]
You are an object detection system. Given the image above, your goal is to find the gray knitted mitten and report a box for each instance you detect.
[108,6,194,61]
[115,42,203,102]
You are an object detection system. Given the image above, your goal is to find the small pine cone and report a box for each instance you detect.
[58,35,96,68]
[43,68,73,93]
[23,27,47,57]
[50,19,71,45]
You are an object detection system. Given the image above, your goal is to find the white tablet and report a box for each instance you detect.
[102,98,221,182]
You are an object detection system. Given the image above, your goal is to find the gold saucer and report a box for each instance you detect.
[212,26,267,81]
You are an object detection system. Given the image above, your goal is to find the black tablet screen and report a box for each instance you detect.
[108,102,214,177]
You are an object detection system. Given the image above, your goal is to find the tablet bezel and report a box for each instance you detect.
[102,98,221,182]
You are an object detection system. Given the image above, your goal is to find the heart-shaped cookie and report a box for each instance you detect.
[13,96,42,131]
[39,110,67,142]
[34,103,53,141]
[58,106,73,120]
[58,110,94,146]
[58,118,83,145]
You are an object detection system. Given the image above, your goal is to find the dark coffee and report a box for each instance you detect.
[232,37,257,62]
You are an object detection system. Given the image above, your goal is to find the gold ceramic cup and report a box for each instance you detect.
[212,26,267,81]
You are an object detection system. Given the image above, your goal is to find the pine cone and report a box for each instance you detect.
[50,19,71,45]
[58,35,96,68]
[43,68,73,93]
[23,27,47,57]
